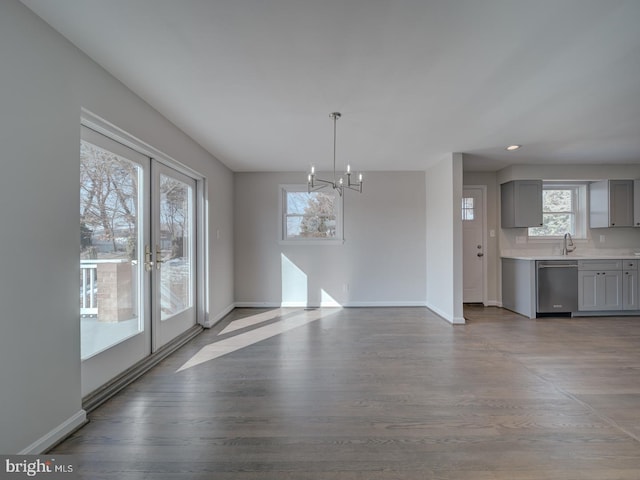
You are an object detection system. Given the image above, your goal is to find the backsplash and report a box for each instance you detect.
[500,226,640,257]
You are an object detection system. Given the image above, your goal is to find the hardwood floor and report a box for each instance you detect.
[52,306,640,479]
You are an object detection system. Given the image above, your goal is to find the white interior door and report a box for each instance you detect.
[462,187,485,303]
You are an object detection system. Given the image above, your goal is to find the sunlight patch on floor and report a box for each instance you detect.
[176,307,341,372]
[219,307,294,335]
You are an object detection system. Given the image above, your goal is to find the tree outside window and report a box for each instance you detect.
[280,186,342,242]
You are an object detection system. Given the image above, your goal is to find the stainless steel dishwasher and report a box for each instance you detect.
[536,260,578,314]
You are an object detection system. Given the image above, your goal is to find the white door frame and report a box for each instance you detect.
[463,185,488,305]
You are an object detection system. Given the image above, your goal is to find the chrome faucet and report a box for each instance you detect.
[562,232,575,255]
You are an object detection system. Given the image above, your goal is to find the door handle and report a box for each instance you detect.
[477,253,484,257]
[144,245,153,272]
[155,245,164,270]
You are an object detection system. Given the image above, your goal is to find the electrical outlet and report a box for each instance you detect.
[489,229,496,238]
[599,234,606,243]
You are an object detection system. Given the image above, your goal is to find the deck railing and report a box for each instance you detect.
[80,262,98,316]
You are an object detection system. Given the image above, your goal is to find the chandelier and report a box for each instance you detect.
[307,112,363,196]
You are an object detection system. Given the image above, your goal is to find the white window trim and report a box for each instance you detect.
[527,181,588,241]
[278,184,344,245]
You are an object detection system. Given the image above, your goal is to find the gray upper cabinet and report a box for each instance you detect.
[501,180,543,228]
[589,179,634,228]
[634,180,640,227]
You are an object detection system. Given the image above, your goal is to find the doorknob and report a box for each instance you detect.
[155,245,164,270]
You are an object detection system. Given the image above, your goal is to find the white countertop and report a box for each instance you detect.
[502,254,640,261]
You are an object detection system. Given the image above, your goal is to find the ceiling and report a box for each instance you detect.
[21,0,640,172]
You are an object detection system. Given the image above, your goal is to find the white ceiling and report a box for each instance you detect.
[21,0,640,172]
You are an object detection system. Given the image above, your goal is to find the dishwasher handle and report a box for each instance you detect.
[538,264,579,269]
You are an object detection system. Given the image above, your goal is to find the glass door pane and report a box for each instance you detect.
[153,162,197,349]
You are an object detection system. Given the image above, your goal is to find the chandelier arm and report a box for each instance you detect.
[313,178,334,187]
[309,183,329,193]
[333,113,337,184]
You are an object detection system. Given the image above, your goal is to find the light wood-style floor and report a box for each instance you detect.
[52,306,640,479]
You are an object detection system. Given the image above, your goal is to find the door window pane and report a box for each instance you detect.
[462,197,474,221]
[158,174,193,321]
[80,139,143,359]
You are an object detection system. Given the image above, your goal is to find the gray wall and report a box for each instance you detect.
[0,0,234,453]
[234,172,427,306]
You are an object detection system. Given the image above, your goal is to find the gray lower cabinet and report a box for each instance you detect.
[501,258,536,318]
[623,269,638,310]
[578,270,623,311]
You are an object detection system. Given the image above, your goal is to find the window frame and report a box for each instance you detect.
[278,184,344,245]
[527,181,588,240]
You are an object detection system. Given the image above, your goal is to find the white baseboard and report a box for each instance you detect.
[235,301,429,308]
[202,303,236,328]
[19,410,87,455]
[343,301,428,307]
[426,303,466,324]
[234,302,281,308]
[484,300,502,307]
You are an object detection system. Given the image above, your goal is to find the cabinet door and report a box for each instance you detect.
[609,180,633,227]
[623,270,638,310]
[634,180,640,227]
[501,180,542,228]
[578,270,598,311]
[578,270,622,311]
[515,181,543,228]
[600,270,623,310]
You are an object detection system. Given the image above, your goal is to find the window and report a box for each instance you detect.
[528,182,587,239]
[462,197,475,221]
[280,185,342,243]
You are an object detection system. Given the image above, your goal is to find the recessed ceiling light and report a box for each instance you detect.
[505,144,521,151]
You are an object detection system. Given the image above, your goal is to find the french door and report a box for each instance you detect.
[80,126,197,396]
